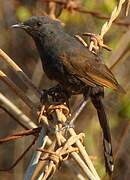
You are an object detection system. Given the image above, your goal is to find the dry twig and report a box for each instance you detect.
[0,70,36,110]
[100,0,126,39]
[0,128,41,144]
[125,0,130,15]
[0,49,40,97]
[0,92,37,129]
[24,128,48,180]
[44,0,130,26]
[75,0,127,54]
[29,103,100,180]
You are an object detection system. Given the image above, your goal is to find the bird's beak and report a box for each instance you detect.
[11,23,30,30]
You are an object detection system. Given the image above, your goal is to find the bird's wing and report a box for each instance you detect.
[60,50,124,93]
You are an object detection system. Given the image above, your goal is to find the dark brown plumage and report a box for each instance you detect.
[12,16,124,175]
[12,16,124,95]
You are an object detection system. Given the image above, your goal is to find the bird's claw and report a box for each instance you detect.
[40,85,70,105]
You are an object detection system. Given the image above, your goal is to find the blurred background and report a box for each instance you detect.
[0,0,130,179]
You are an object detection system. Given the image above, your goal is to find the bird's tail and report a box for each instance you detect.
[91,95,114,175]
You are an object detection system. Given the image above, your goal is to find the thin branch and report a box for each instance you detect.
[100,0,126,38]
[31,140,57,180]
[24,128,47,180]
[64,161,86,180]
[110,48,130,70]
[34,104,100,180]
[108,30,130,68]
[1,106,29,130]
[44,0,130,27]
[0,92,37,129]
[70,99,88,124]
[71,152,97,180]
[0,70,36,110]
[125,0,130,15]
[69,128,100,179]
[0,128,41,144]
[57,131,100,180]
[0,49,40,97]
[0,136,38,171]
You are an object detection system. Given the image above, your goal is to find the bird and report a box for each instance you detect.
[12,16,125,175]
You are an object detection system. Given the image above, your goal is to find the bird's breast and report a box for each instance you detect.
[41,55,65,82]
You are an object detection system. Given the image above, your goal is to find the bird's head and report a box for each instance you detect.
[12,16,63,38]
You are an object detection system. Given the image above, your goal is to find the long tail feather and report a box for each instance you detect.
[91,95,114,175]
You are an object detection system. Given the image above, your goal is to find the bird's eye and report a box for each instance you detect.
[37,21,42,27]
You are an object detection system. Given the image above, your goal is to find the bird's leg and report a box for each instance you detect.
[83,86,92,100]
[41,85,73,137]
[90,88,114,176]
[48,84,71,105]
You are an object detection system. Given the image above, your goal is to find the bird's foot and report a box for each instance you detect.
[40,84,70,105]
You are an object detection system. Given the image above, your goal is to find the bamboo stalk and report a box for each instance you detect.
[35,107,100,180]
[0,70,36,110]
[24,129,47,180]
[0,49,40,97]
[0,92,37,129]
